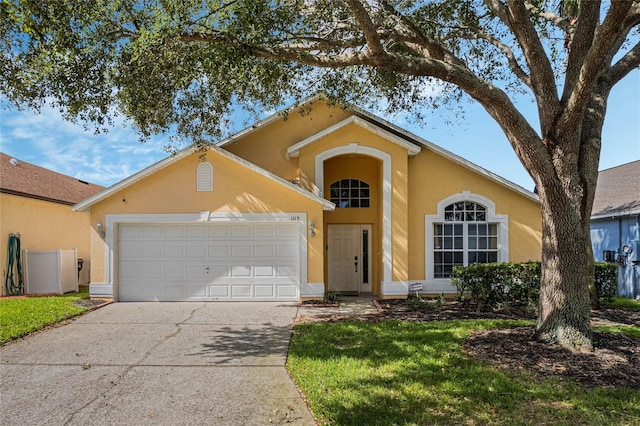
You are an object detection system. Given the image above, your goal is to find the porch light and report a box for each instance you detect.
[309,220,316,237]
[97,222,105,239]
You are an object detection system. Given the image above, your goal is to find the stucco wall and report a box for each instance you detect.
[408,150,542,280]
[224,101,352,183]
[296,121,412,293]
[1,193,92,295]
[88,152,325,286]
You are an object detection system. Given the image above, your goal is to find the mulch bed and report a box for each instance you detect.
[73,298,112,309]
[300,299,640,389]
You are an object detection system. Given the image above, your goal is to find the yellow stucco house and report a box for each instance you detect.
[74,98,542,302]
[1,153,105,296]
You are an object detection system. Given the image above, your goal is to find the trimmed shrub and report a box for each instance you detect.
[594,262,617,302]
[451,262,540,311]
[451,261,617,311]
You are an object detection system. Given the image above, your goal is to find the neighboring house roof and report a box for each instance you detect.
[0,152,105,206]
[73,144,336,212]
[591,160,640,220]
[219,94,539,203]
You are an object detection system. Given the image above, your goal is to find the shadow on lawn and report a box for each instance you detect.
[288,320,639,426]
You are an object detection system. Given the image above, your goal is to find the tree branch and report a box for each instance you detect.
[560,0,635,132]
[499,0,560,137]
[457,27,532,88]
[562,0,601,107]
[343,0,388,65]
[524,2,572,33]
[609,40,640,85]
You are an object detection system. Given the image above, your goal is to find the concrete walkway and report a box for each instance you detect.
[0,302,316,426]
[296,295,380,318]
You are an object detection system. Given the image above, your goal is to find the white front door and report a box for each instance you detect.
[327,224,371,294]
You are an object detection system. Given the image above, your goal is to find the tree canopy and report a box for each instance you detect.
[2,0,639,349]
[3,1,636,146]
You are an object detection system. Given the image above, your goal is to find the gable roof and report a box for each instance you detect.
[219,94,539,203]
[0,152,105,206]
[286,116,422,157]
[591,160,640,219]
[73,144,335,212]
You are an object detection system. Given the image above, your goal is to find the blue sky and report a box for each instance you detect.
[1,71,638,192]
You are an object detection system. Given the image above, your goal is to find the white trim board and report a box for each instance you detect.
[315,144,393,284]
[102,212,309,301]
[424,191,509,286]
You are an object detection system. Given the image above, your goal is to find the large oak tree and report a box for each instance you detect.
[2,0,639,349]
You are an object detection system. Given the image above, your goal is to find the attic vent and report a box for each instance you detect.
[78,179,89,185]
[197,162,213,192]
[9,158,19,166]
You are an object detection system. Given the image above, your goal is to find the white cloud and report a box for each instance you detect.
[0,103,169,187]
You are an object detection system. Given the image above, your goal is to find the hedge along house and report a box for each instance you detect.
[1,153,105,295]
[590,160,640,299]
[74,97,542,302]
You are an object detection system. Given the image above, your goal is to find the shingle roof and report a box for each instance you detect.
[591,160,640,219]
[0,152,105,205]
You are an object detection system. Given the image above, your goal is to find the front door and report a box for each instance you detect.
[328,224,371,294]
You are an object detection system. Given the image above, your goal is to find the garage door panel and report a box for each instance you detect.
[118,222,300,301]
[254,245,274,257]
[277,223,298,237]
[186,225,207,237]
[231,245,252,257]
[186,244,207,258]
[231,265,251,277]
[164,244,185,258]
[231,284,252,298]
[142,244,163,258]
[255,265,275,277]
[119,242,141,258]
[165,265,185,278]
[139,263,164,279]
[277,244,298,257]
[209,244,229,257]
[187,265,208,278]
[254,225,275,237]
[163,225,185,238]
[209,285,229,298]
[277,265,297,278]
[142,225,163,238]
[231,224,252,237]
[255,284,275,298]
[208,225,229,238]
[208,265,230,277]
[277,285,298,298]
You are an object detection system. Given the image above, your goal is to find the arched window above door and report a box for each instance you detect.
[329,179,370,208]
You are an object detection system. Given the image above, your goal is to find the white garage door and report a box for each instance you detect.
[118,222,300,301]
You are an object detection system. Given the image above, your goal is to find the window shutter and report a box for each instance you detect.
[197,162,213,192]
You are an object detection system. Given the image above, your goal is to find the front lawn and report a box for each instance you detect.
[0,288,91,344]
[287,319,639,426]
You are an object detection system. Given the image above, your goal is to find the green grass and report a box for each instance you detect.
[0,287,90,344]
[287,319,639,426]
[594,324,640,338]
[603,297,640,310]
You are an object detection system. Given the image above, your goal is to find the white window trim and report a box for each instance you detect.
[425,191,508,287]
[315,144,392,284]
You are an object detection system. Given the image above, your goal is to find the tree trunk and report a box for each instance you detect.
[535,182,594,351]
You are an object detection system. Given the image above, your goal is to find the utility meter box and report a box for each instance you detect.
[627,240,640,263]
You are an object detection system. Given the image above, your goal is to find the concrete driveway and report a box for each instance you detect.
[0,302,316,425]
